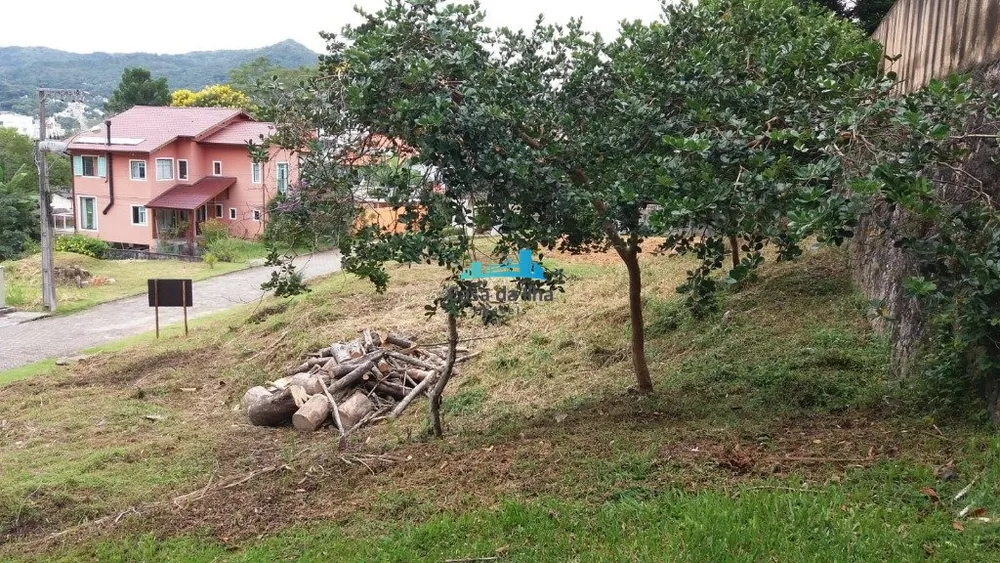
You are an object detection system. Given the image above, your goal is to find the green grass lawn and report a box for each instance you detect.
[1,245,998,561]
[0,247,261,315]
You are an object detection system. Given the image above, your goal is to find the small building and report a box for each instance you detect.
[51,193,75,233]
[64,106,298,253]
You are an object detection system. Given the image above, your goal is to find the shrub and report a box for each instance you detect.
[205,237,241,262]
[203,252,218,269]
[54,234,109,258]
[200,219,229,244]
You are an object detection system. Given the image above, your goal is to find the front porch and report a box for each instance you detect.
[145,176,236,254]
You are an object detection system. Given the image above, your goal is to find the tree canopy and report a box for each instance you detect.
[228,57,316,120]
[0,162,37,261]
[266,0,1000,418]
[104,67,170,115]
[801,0,896,34]
[170,85,254,112]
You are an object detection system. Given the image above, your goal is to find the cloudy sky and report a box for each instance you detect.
[3,0,667,54]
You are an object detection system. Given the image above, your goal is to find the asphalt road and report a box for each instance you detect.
[0,251,342,371]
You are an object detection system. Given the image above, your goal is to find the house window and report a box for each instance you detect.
[178,160,189,180]
[131,205,147,226]
[213,161,223,176]
[155,158,174,181]
[252,209,262,222]
[229,207,237,220]
[251,162,262,184]
[129,160,146,180]
[79,196,97,230]
[215,204,224,218]
[276,162,289,195]
[73,155,106,178]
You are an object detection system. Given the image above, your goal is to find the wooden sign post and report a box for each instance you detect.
[147,279,193,337]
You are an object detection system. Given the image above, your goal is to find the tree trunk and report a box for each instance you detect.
[987,376,999,427]
[292,394,330,432]
[338,390,375,429]
[621,245,653,393]
[729,235,740,269]
[429,313,459,438]
[360,379,410,401]
[244,386,298,427]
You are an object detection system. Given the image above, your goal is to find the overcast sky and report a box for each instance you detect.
[3,1,667,55]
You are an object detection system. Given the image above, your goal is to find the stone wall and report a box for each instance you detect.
[862,5,1000,374]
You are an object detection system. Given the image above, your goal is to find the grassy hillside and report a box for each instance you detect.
[0,40,318,113]
[1,245,997,560]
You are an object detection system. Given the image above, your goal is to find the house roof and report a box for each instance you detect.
[201,120,276,145]
[65,106,253,154]
[145,176,237,210]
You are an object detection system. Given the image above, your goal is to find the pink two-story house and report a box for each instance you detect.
[66,106,298,253]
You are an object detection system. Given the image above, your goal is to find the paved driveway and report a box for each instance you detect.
[0,251,342,371]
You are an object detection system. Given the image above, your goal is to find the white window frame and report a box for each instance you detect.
[177,159,189,181]
[130,205,147,226]
[214,203,224,218]
[155,157,175,181]
[276,161,289,194]
[251,162,262,184]
[252,209,262,222]
[79,196,97,231]
[129,159,147,181]
[212,161,223,176]
[229,207,238,220]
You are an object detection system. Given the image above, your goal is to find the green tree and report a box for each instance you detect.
[104,67,170,115]
[0,127,70,194]
[799,0,895,34]
[267,2,566,432]
[621,0,885,314]
[0,167,38,261]
[853,0,896,34]
[229,57,316,120]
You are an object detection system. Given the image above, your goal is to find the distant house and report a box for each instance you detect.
[65,106,298,253]
[51,193,75,233]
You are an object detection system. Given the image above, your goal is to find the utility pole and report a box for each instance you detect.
[36,88,86,313]
[37,89,56,312]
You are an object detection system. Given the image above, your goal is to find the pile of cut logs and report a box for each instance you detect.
[242,329,457,434]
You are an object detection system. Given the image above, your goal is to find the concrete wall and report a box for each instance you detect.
[873,0,1000,93]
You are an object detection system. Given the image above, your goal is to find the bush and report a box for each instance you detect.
[203,252,218,269]
[54,234,109,258]
[200,219,229,244]
[204,237,241,262]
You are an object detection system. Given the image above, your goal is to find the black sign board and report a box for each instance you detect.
[147,279,193,337]
[147,279,193,308]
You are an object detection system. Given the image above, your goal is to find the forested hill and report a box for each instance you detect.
[0,39,318,112]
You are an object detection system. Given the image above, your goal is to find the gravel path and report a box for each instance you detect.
[0,251,342,371]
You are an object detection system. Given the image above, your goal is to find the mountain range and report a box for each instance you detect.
[0,40,319,113]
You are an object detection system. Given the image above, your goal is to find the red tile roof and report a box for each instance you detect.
[146,176,237,210]
[201,121,276,145]
[65,106,250,153]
